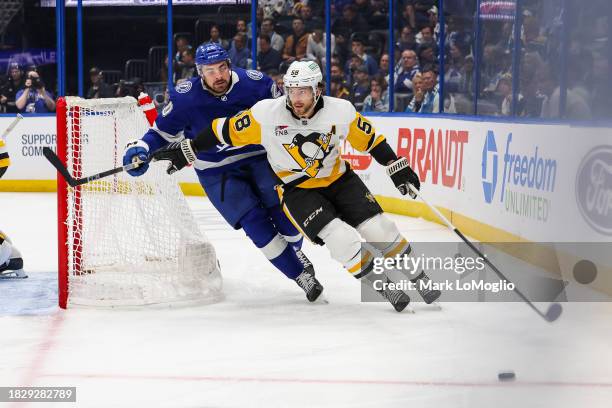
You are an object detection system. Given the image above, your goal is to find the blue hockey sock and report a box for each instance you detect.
[268,205,304,250]
[240,206,304,280]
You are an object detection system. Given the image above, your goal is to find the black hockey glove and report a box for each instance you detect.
[386,157,420,199]
[151,139,197,175]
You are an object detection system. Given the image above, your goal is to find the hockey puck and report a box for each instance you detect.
[498,371,516,381]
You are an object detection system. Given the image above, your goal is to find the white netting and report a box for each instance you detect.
[62,96,222,307]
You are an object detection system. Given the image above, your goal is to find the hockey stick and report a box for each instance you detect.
[42,146,148,187]
[1,114,23,141]
[408,184,563,323]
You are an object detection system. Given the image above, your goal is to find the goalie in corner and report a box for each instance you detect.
[0,135,26,279]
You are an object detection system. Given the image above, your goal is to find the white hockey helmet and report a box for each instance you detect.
[283,60,323,95]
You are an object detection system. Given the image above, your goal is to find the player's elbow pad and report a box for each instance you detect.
[193,125,222,152]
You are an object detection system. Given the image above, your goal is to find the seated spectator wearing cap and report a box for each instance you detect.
[0,64,25,113]
[395,49,421,93]
[86,67,114,99]
[330,75,351,100]
[345,37,378,77]
[351,65,371,109]
[257,34,282,73]
[282,17,309,64]
[362,76,389,112]
[228,33,251,69]
[15,70,55,113]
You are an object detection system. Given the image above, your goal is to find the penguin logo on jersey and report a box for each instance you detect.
[283,126,335,177]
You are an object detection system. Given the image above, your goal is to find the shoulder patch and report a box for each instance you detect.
[175,81,192,93]
[162,101,173,117]
[246,70,263,80]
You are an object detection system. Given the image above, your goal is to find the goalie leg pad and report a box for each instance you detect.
[357,214,411,259]
[0,231,12,266]
[318,218,374,279]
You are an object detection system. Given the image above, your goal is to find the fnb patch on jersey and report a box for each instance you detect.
[246,70,263,80]
[275,126,288,136]
[175,81,192,93]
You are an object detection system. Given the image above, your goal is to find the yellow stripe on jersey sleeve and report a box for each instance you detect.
[211,109,262,146]
[346,112,385,153]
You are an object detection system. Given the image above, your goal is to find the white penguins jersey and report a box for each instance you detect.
[210,95,386,188]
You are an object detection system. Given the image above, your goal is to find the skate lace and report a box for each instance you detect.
[296,271,315,291]
[383,288,404,304]
[295,250,312,269]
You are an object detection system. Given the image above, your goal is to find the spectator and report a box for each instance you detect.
[86,67,114,99]
[246,8,264,42]
[332,5,369,34]
[174,35,192,65]
[396,25,418,53]
[282,18,309,63]
[176,48,197,82]
[362,76,389,112]
[444,44,466,93]
[330,62,349,86]
[0,63,25,113]
[298,3,322,32]
[346,53,364,84]
[496,73,524,116]
[417,43,438,68]
[330,75,351,100]
[260,18,284,53]
[395,49,420,93]
[229,33,251,69]
[406,66,441,113]
[400,3,416,29]
[354,0,373,21]
[378,53,390,77]
[15,70,55,113]
[229,19,249,50]
[351,65,371,108]
[257,34,282,73]
[346,37,378,76]
[416,25,436,47]
[537,67,591,120]
[208,25,228,50]
[306,27,335,71]
[411,0,437,29]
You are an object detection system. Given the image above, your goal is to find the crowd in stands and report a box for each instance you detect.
[0,0,609,119]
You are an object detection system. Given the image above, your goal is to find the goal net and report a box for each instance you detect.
[56,96,222,308]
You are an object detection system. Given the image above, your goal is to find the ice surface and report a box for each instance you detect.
[1,193,611,408]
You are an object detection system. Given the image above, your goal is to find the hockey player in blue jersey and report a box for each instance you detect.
[123,43,323,302]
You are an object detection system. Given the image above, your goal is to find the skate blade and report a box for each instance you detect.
[313,293,329,304]
[0,273,28,280]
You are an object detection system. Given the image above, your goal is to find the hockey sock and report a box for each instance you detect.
[241,206,303,280]
[268,205,304,250]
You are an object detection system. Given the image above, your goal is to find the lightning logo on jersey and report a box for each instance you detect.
[283,126,335,177]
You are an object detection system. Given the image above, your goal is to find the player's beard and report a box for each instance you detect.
[291,98,315,118]
[210,79,229,93]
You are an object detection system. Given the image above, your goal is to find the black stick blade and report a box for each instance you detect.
[545,303,563,322]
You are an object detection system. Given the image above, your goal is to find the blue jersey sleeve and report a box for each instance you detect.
[142,90,190,152]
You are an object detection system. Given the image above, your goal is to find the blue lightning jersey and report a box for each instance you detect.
[142,68,281,176]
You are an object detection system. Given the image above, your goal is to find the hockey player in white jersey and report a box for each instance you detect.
[0,136,26,279]
[152,61,440,311]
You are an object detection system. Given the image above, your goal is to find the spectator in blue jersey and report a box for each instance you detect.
[122,43,322,302]
[395,49,421,93]
[228,33,250,69]
[15,70,55,113]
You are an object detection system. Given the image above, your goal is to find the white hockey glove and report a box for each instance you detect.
[151,139,196,175]
[386,157,420,199]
